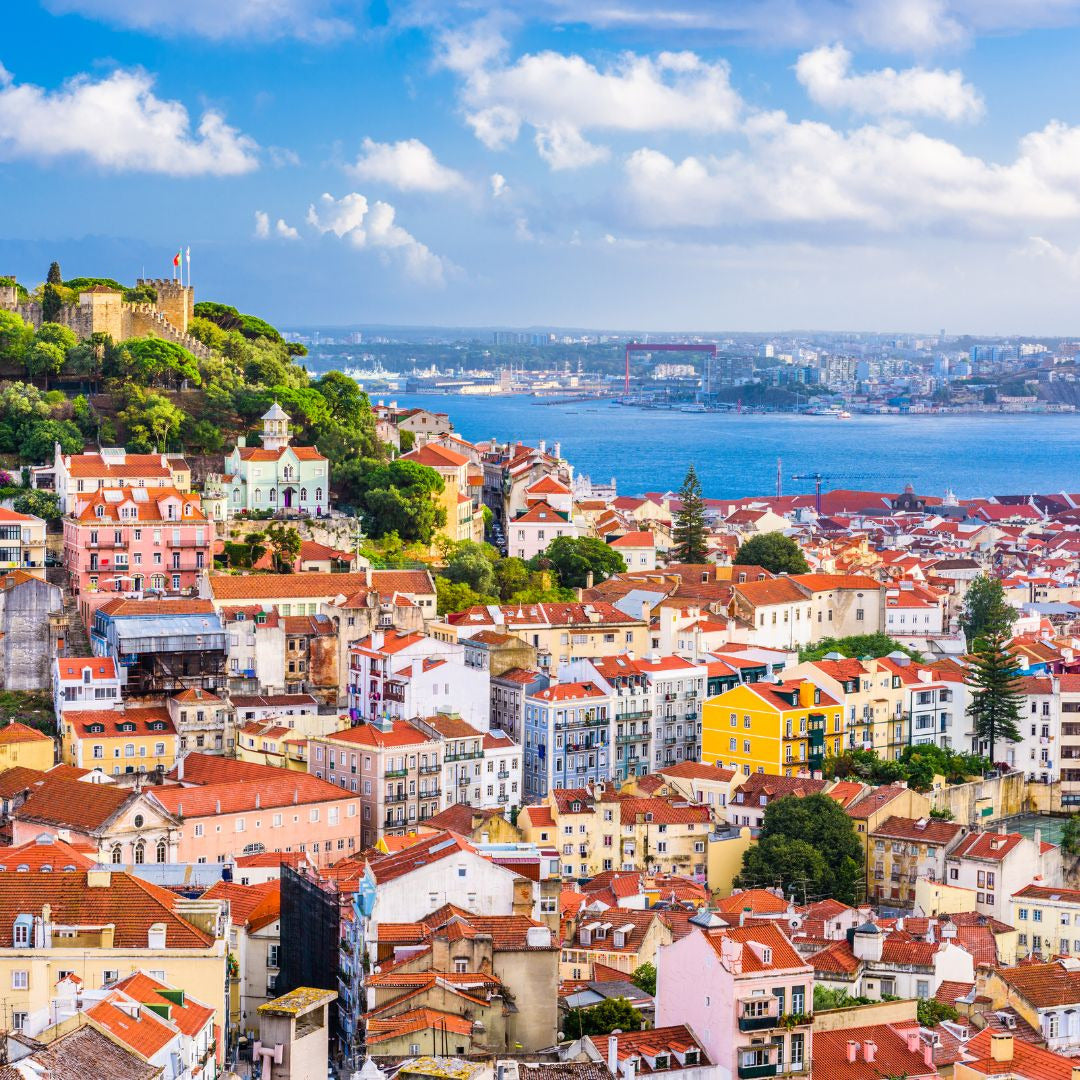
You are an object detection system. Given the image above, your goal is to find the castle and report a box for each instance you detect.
[0,277,210,359]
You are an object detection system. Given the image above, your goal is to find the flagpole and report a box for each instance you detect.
[186,247,191,293]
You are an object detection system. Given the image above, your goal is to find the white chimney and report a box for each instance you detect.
[608,1034,620,1076]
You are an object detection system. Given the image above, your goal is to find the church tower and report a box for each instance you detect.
[261,402,291,451]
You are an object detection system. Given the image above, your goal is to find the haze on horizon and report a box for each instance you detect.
[7,1,1080,334]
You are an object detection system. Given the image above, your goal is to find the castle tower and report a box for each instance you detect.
[260,403,291,451]
[79,285,124,341]
[0,277,17,312]
[137,278,193,334]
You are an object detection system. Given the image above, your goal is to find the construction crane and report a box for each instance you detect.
[789,471,902,514]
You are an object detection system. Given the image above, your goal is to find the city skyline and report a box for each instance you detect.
[8,2,1080,331]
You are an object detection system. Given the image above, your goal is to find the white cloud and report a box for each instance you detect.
[621,112,1080,234]
[490,172,508,198]
[437,0,1080,52]
[254,210,270,238]
[347,137,467,192]
[534,124,610,170]
[442,34,742,168]
[43,0,354,43]
[795,43,982,121]
[0,65,258,175]
[276,218,300,239]
[306,191,452,285]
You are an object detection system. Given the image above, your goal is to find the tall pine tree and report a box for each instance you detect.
[673,464,708,564]
[966,632,1023,764]
[46,261,62,286]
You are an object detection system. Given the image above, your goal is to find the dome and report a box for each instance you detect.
[261,402,290,421]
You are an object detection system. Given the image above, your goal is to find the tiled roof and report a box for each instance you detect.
[15,775,136,833]
[743,679,841,712]
[96,598,214,617]
[949,831,1026,862]
[790,573,882,591]
[871,815,965,845]
[87,990,176,1058]
[0,766,47,799]
[810,938,861,975]
[113,971,214,1038]
[66,452,172,479]
[530,682,607,703]
[0,868,213,948]
[656,761,736,783]
[55,657,118,682]
[424,803,504,834]
[73,487,205,523]
[616,797,710,826]
[0,1024,158,1080]
[935,979,975,1006]
[846,785,911,820]
[715,889,789,916]
[812,1022,935,1080]
[1014,883,1080,903]
[320,719,435,749]
[962,1026,1078,1079]
[424,713,484,740]
[733,578,809,606]
[66,706,176,740]
[365,1006,474,1045]
[401,443,470,468]
[0,836,96,870]
[0,721,51,745]
[153,772,347,817]
[202,880,280,926]
[367,831,479,884]
[701,922,808,972]
[590,1026,711,1074]
[1000,959,1080,1007]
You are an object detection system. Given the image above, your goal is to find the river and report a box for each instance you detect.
[380,393,1080,500]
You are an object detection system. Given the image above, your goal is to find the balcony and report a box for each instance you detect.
[617,734,645,746]
[88,538,129,549]
[419,787,442,799]
[385,768,408,779]
[418,763,441,774]
[739,1015,778,1032]
[738,1002,780,1031]
[619,709,651,721]
[444,749,484,762]
[738,1063,778,1079]
[497,769,510,779]
[385,792,408,804]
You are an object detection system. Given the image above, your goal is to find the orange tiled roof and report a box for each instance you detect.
[87,991,176,1058]
[0,721,51,745]
[113,971,214,1039]
[15,774,136,833]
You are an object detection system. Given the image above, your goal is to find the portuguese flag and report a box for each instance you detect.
[172,251,182,268]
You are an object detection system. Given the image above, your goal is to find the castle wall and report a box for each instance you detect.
[137,279,192,334]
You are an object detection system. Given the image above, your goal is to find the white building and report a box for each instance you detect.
[52,656,121,718]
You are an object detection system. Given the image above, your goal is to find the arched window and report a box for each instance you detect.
[156,839,167,863]
[110,845,122,865]
[254,489,261,502]
[316,487,322,501]
[300,488,307,501]
[151,575,165,590]
[124,743,135,757]
[269,489,276,502]
[133,842,145,865]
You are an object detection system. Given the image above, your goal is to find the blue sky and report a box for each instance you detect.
[7,0,1080,332]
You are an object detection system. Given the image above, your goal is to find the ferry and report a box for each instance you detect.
[837,410,853,419]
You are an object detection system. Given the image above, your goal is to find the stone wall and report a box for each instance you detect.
[927,768,1028,825]
[0,576,63,690]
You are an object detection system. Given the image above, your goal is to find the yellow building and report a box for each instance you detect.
[234,717,342,772]
[788,656,910,761]
[0,721,54,772]
[702,678,844,779]
[520,786,712,879]
[0,861,227,1042]
[61,706,179,775]
[0,508,47,579]
[400,442,484,545]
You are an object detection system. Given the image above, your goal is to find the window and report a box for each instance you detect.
[11,971,27,990]
[268,945,280,967]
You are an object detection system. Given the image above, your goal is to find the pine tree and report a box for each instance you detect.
[673,463,708,564]
[46,261,62,286]
[961,574,1017,645]
[966,632,1023,764]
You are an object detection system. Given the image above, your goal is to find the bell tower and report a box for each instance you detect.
[260,402,291,451]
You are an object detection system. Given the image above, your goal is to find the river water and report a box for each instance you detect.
[381,393,1080,500]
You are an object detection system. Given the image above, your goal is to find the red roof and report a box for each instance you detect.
[949,831,1026,862]
[55,657,118,682]
[813,1022,935,1080]
[113,970,215,1039]
[962,1026,1079,1079]
[0,721,51,745]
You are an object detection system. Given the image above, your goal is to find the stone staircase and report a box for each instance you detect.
[61,588,91,657]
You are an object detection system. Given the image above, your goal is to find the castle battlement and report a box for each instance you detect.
[137,278,191,293]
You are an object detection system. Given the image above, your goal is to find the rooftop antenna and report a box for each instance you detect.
[776,457,782,499]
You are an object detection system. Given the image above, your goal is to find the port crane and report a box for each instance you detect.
[789,471,901,513]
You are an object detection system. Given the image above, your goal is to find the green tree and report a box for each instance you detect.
[531,536,626,590]
[120,391,184,452]
[814,986,871,1011]
[41,284,63,324]
[735,792,864,904]
[11,489,60,521]
[114,338,201,389]
[630,962,656,996]
[799,633,921,663]
[35,322,78,354]
[917,999,958,1027]
[25,341,65,390]
[22,418,83,462]
[265,522,302,573]
[966,633,1023,764]
[71,395,96,438]
[564,997,643,1038]
[734,532,810,574]
[0,311,33,366]
[399,429,416,453]
[46,261,62,286]
[672,464,708,563]
[443,541,498,595]
[961,575,1017,645]
[1062,814,1080,856]
[436,576,495,616]
[337,458,445,544]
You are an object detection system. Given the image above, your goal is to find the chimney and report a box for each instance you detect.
[1070,1067,1080,1080]
[862,1041,877,1064]
[255,793,261,809]
[608,1034,621,1075]
[86,867,112,889]
[586,571,594,590]
[991,1034,1013,1062]
[845,1042,858,1064]
[177,754,184,781]
[904,1031,920,1053]
[923,1043,935,1069]
[215,799,221,815]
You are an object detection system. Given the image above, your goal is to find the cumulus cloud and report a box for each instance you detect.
[795,44,982,121]
[43,0,354,43]
[0,64,258,175]
[347,137,467,192]
[254,210,270,238]
[441,34,742,168]
[621,111,1080,234]
[306,191,451,285]
[275,218,300,239]
[490,173,508,198]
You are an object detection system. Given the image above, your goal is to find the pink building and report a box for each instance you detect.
[657,914,814,1079]
[63,487,211,617]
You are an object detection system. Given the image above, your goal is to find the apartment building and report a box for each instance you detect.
[656,915,814,1079]
[308,717,441,848]
[0,507,46,578]
[702,679,842,779]
[449,601,650,671]
[867,815,966,907]
[52,655,122,718]
[1011,884,1080,960]
[51,445,191,515]
[64,487,211,613]
[523,680,613,799]
[60,704,179,775]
